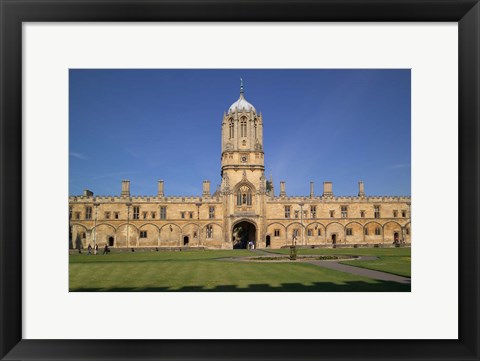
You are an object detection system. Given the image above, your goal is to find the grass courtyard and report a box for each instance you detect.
[69,247,410,292]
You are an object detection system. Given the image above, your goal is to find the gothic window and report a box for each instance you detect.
[142,212,148,219]
[294,210,299,219]
[375,227,381,235]
[307,229,313,237]
[229,119,234,139]
[160,206,167,219]
[365,228,369,235]
[402,210,407,217]
[189,212,193,219]
[114,212,119,219]
[310,206,316,219]
[360,210,365,218]
[285,206,291,218]
[104,212,111,219]
[236,185,252,206]
[393,210,398,218]
[341,206,348,218]
[209,206,215,219]
[330,210,335,218]
[346,228,353,236]
[317,229,321,236]
[274,229,280,237]
[85,206,92,220]
[241,118,247,137]
[206,225,213,239]
[133,206,139,220]
[151,212,156,219]
[181,212,185,219]
[374,205,380,218]
[140,231,147,238]
[75,212,80,220]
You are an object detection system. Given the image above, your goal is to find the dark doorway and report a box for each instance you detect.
[108,236,114,247]
[183,236,189,246]
[332,234,337,244]
[232,221,256,249]
[394,232,399,244]
[266,235,271,248]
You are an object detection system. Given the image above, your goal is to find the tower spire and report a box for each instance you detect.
[240,78,244,95]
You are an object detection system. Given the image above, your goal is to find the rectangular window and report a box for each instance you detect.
[307,229,313,237]
[330,210,335,218]
[142,212,148,219]
[310,206,316,219]
[293,229,299,238]
[406,228,410,235]
[402,210,407,217]
[346,228,353,236]
[133,206,139,220]
[364,228,369,235]
[140,231,147,238]
[151,212,156,219]
[303,210,308,219]
[209,206,215,219]
[341,206,347,218]
[114,212,119,219]
[189,212,193,219]
[360,210,365,218]
[317,229,321,236]
[374,206,380,218]
[393,210,398,218]
[181,212,185,219]
[75,212,80,220]
[375,227,381,235]
[285,206,291,218]
[274,229,280,237]
[85,207,92,220]
[160,206,167,219]
[294,210,299,219]
[104,212,111,219]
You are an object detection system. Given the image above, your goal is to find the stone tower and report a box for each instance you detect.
[221,80,267,248]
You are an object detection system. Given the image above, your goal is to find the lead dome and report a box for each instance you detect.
[228,80,256,113]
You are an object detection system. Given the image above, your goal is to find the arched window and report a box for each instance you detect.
[229,119,234,139]
[236,185,252,206]
[206,225,213,238]
[240,118,247,137]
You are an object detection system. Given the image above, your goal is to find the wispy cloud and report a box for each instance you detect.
[389,163,410,169]
[70,152,88,160]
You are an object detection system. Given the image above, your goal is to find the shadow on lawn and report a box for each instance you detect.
[70,280,411,292]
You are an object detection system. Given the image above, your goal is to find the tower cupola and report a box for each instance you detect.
[228,78,256,113]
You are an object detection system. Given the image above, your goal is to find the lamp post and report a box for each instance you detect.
[126,203,132,249]
[299,203,304,246]
[93,203,99,250]
[196,202,202,246]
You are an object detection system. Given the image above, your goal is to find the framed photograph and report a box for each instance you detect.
[1,1,479,360]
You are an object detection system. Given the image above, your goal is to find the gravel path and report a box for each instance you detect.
[236,249,411,284]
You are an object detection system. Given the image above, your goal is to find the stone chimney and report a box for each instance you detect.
[310,181,314,198]
[121,179,130,197]
[323,181,333,197]
[358,181,365,197]
[280,181,286,197]
[158,180,164,197]
[83,189,93,197]
[203,180,211,197]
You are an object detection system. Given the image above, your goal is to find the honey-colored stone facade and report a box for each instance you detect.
[69,85,411,250]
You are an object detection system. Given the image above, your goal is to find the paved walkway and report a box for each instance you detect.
[247,249,411,284]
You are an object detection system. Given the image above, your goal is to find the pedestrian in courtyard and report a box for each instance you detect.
[94,244,98,255]
[87,244,92,255]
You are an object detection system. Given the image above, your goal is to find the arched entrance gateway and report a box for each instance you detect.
[232,221,257,249]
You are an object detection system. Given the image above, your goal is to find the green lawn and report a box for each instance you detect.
[69,249,410,292]
[266,247,411,277]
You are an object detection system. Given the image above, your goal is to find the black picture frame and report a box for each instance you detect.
[1,1,479,360]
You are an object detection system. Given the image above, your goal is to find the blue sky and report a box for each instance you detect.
[69,69,410,197]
